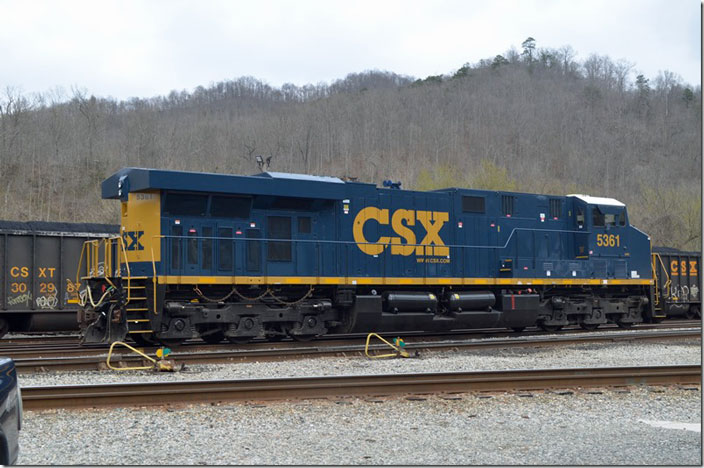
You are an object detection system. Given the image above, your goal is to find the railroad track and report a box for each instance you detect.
[2,320,699,353]
[20,365,701,410]
[1,319,700,350]
[11,327,701,373]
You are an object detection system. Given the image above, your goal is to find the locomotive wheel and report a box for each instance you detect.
[615,320,633,329]
[201,331,225,344]
[684,306,699,320]
[288,317,320,342]
[130,333,158,347]
[289,333,317,342]
[579,323,599,330]
[539,324,563,332]
[158,338,185,348]
[265,325,287,342]
[198,326,225,344]
[227,336,252,344]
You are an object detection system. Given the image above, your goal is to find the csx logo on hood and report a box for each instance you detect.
[353,207,449,257]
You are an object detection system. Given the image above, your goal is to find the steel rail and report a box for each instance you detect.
[2,320,700,350]
[11,328,701,373]
[20,365,701,410]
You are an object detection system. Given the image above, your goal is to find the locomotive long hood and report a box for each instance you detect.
[101,167,362,201]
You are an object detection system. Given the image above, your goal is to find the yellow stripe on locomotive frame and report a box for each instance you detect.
[156,275,652,286]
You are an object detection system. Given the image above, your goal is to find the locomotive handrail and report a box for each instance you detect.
[77,235,133,304]
[75,240,87,285]
[651,253,671,308]
[150,245,157,314]
[116,235,133,304]
[152,226,608,284]
[155,226,592,251]
[157,227,594,282]
[143,225,653,288]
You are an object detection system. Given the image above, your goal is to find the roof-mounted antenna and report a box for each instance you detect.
[256,155,272,171]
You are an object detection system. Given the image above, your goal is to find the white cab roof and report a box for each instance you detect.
[567,194,625,207]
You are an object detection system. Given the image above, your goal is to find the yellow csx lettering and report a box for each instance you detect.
[596,234,620,247]
[353,207,449,257]
[671,260,699,276]
[10,266,29,278]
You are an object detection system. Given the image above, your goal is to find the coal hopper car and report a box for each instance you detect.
[651,246,701,319]
[0,221,118,337]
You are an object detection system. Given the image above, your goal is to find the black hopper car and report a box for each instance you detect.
[651,246,701,319]
[0,221,118,337]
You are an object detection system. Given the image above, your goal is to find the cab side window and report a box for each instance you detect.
[618,210,626,226]
[592,208,605,227]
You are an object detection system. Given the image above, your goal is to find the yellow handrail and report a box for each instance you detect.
[76,236,134,305]
[104,239,111,280]
[651,253,671,308]
[92,240,99,278]
[151,244,158,314]
[75,241,87,285]
[116,235,132,303]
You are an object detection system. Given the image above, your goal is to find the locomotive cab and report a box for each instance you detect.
[570,195,629,264]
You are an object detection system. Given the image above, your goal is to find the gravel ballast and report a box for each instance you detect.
[15,338,702,465]
[19,388,701,465]
[16,339,702,386]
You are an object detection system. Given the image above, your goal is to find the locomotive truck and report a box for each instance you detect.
[76,167,676,346]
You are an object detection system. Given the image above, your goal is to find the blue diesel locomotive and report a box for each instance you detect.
[78,168,655,345]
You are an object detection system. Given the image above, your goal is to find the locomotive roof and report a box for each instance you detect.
[102,167,363,200]
[255,171,345,183]
[102,168,629,210]
[567,194,625,207]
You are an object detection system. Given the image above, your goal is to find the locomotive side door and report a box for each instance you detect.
[200,224,214,276]
[216,224,234,276]
[185,225,200,275]
[573,200,589,259]
[169,223,184,276]
[489,213,499,275]
[295,215,317,277]
[245,229,262,275]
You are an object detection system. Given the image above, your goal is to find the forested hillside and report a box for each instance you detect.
[0,39,701,249]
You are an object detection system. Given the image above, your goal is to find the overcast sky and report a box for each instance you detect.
[0,0,700,101]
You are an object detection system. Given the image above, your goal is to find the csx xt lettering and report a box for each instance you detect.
[123,231,144,251]
[353,207,449,257]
